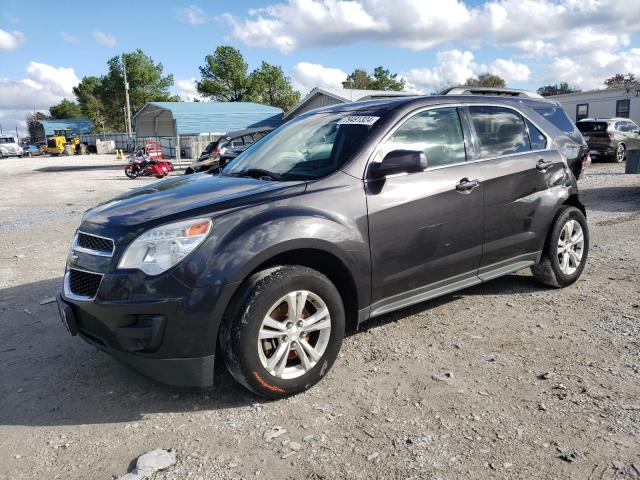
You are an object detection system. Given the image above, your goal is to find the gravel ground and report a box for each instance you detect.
[0,154,639,480]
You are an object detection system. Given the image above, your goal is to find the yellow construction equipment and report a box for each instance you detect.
[45,129,81,155]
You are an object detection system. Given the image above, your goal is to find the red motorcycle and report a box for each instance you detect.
[124,150,174,179]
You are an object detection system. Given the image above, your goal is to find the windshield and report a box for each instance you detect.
[0,137,16,144]
[576,122,608,133]
[222,112,380,181]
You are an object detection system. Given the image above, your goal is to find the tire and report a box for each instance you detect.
[154,174,165,179]
[614,143,626,163]
[531,206,589,288]
[124,165,138,179]
[219,265,345,399]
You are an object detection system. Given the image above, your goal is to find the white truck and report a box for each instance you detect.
[0,136,23,158]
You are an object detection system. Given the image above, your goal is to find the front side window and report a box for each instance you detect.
[616,99,630,118]
[223,111,380,180]
[468,106,531,158]
[576,104,589,121]
[381,107,466,168]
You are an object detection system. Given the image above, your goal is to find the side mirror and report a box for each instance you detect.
[369,149,427,179]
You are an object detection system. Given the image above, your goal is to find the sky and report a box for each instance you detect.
[1,0,639,136]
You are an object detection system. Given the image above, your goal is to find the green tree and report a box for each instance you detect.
[604,73,640,89]
[197,46,250,101]
[465,73,506,88]
[49,99,83,119]
[73,76,106,129]
[343,68,371,89]
[248,62,301,111]
[537,82,581,97]
[99,49,178,131]
[342,66,405,91]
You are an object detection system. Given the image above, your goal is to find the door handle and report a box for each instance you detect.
[456,178,480,193]
[536,158,554,171]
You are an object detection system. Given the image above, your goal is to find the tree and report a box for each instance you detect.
[26,111,50,141]
[343,69,371,89]
[73,76,106,129]
[197,46,250,102]
[604,73,640,89]
[537,82,581,96]
[248,62,300,111]
[342,66,405,91]
[49,99,83,119]
[465,73,506,88]
[99,49,178,131]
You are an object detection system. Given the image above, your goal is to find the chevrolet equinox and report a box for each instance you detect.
[57,94,590,398]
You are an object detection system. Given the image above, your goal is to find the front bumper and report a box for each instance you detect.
[59,272,239,388]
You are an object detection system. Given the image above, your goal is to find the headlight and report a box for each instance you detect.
[118,218,212,275]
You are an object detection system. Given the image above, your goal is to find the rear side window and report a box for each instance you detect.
[525,119,547,150]
[577,121,608,133]
[383,107,466,168]
[468,106,530,158]
[533,106,577,135]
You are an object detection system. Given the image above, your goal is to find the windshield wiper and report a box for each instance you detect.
[228,168,284,181]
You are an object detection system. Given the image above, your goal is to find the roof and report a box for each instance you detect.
[215,126,274,140]
[284,87,416,119]
[133,101,283,135]
[38,118,93,136]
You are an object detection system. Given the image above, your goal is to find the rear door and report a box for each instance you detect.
[465,105,566,278]
[622,121,640,151]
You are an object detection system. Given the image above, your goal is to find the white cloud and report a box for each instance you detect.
[61,31,78,43]
[175,78,205,101]
[0,28,24,50]
[92,31,117,47]
[485,59,531,83]
[177,5,208,25]
[290,62,347,94]
[0,62,80,136]
[401,50,476,94]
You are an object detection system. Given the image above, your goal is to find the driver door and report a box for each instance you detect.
[366,107,484,316]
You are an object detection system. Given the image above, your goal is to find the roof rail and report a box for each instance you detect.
[440,86,544,99]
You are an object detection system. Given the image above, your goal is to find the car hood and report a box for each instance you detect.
[80,173,306,244]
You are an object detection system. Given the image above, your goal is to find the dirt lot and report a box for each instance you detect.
[0,154,639,479]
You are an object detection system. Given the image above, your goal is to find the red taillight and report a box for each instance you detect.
[211,149,220,155]
[582,152,591,168]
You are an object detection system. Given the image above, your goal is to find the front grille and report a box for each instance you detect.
[76,232,114,255]
[68,269,102,299]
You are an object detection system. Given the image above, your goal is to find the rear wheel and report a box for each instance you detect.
[531,206,589,288]
[219,266,344,398]
[124,165,138,179]
[614,143,626,163]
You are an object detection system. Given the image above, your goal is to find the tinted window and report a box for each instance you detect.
[616,122,629,132]
[534,106,578,134]
[383,107,466,168]
[525,118,547,150]
[616,99,630,118]
[241,135,254,145]
[576,104,589,121]
[469,106,530,158]
[577,121,608,133]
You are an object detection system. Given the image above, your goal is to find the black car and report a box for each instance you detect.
[185,127,273,174]
[576,118,640,163]
[58,92,589,398]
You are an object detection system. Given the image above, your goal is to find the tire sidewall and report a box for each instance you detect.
[232,267,345,397]
[547,207,589,286]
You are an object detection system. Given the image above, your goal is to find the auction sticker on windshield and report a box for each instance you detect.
[337,116,380,125]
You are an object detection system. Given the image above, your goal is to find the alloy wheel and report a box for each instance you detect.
[616,144,626,162]
[557,219,584,275]
[257,290,331,379]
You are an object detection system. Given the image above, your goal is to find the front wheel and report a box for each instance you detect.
[614,143,626,163]
[531,206,589,288]
[219,266,345,398]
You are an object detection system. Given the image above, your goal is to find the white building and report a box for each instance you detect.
[549,87,640,124]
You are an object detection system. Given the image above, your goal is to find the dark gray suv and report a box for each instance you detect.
[57,93,589,398]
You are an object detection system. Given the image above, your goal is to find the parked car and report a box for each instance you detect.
[576,118,640,163]
[185,127,274,174]
[0,136,23,157]
[58,93,589,398]
[22,144,43,156]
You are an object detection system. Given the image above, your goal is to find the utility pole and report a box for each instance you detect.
[122,55,133,137]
